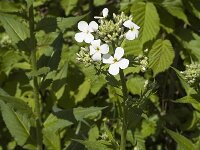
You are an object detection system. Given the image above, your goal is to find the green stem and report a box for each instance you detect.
[119,70,128,150]
[29,5,43,150]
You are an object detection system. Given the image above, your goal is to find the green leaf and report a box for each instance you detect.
[43,113,73,149]
[127,76,146,95]
[74,80,91,104]
[43,113,73,131]
[0,2,20,12]
[171,67,196,95]
[73,107,105,121]
[90,75,106,95]
[121,39,143,56]
[75,140,113,150]
[148,39,175,76]
[60,0,78,15]
[0,94,33,115]
[0,13,29,44]
[174,95,200,111]
[161,0,189,24]
[54,106,105,123]
[165,128,196,150]
[57,14,88,32]
[0,100,35,146]
[28,67,50,77]
[131,2,160,45]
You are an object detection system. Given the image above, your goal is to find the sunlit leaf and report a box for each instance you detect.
[131,2,160,45]
[148,39,175,76]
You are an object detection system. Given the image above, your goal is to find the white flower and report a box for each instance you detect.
[75,21,98,43]
[94,8,109,19]
[103,47,129,75]
[90,39,109,61]
[123,20,140,40]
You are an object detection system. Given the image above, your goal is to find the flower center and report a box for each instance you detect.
[130,27,135,31]
[113,58,118,63]
[96,47,100,51]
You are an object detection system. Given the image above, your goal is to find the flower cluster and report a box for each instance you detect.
[75,8,140,75]
[180,63,200,89]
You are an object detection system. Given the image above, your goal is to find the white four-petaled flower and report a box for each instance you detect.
[103,47,129,75]
[123,20,140,40]
[75,21,98,43]
[94,8,109,19]
[90,39,109,61]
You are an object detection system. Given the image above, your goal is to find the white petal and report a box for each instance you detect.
[99,44,109,54]
[118,58,129,69]
[75,32,85,42]
[78,21,89,32]
[92,52,101,61]
[114,47,124,60]
[123,20,140,30]
[102,8,109,17]
[89,45,96,55]
[132,23,140,30]
[109,63,120,75]
[91,39,101,48]
[84,33,94,43]
[102,54,114,64]
[123,20,133,29]
[125,30,138,40]
[89,21,98,32]
[94,16,104,19]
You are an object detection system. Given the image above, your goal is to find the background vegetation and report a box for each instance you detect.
[0,0,200,149]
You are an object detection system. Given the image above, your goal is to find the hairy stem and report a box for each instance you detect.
[29,5,43,150]
[119,70,128,150]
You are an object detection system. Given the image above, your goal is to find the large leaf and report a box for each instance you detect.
[43,113,73,149]
[131,2,160,45]
[0,94,33,115]
[0,13,29,44]
[148,39,175,76]
[161,0,189,24]
[0,100,35,147]
[165,128,196,150]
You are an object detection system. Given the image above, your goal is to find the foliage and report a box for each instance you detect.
[0,0,200,149]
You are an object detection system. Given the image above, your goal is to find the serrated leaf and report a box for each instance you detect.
[161,0,189,24]
[131,2,160,45]
[121,39,143,56]
[0,100,35,146]
[165,128,196,150]
[148,39,175,76]
[0,13,29,44]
